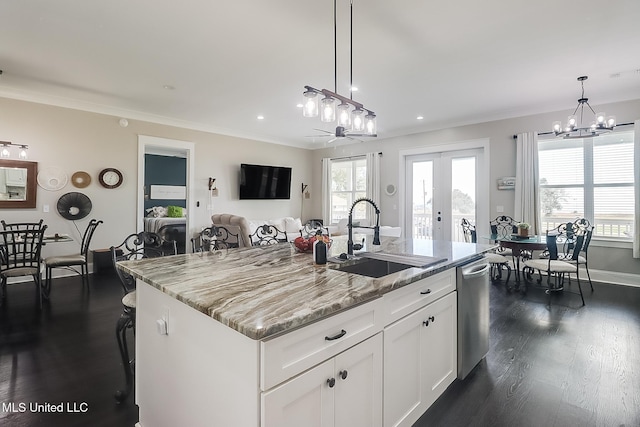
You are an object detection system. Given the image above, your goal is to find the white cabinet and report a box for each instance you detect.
[384,291,457,427]
[262,333,383,427]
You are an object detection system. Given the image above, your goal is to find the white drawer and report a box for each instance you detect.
[260,298,383,391]
[383,268,456,326]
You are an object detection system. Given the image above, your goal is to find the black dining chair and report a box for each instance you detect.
[191,225,242,253]
[111,231,176,403]
[249,224,287,245]
[523,223,586,307]
[1,219,44,232]
[0,226,48,308]
[43,219,103,298]
[461,218,512,288]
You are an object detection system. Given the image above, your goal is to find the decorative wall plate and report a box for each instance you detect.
[37,166,68,191]
[71,171,91,188]
[98,167,123,189]
[56,192,92,220]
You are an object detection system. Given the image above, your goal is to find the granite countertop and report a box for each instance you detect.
[117,234,495,340]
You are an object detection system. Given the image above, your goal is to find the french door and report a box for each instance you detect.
[404,149,483,241]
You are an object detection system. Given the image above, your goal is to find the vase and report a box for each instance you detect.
[518,227,528,237]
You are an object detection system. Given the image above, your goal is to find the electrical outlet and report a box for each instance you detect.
[496,205,504,213]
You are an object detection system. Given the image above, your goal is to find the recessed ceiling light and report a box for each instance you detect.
[257,115,265,120]
[417,116,424,120]
[163,85,175,90]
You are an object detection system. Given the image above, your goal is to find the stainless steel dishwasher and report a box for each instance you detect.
[457,256,490,379]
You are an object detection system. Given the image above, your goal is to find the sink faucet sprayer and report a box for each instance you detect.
[347,197,381,255]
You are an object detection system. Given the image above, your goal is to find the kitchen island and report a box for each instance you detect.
[118,235,494,427]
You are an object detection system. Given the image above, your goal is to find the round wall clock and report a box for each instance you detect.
[98,168,123,189]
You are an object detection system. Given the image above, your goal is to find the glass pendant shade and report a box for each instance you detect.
[595,112,606,126]
[552,121,562,133]
[320,97,336,122]
[365,113,377,135]
[302,90,319,117]
[337,103,351,127]
[351,108,365,132]
[18,147,28,159]
[606,116,616,127]
[0,146,9,158]
[567,115,577,129]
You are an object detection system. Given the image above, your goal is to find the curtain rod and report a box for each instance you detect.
[512,121,635,139]
[329,152,382,161]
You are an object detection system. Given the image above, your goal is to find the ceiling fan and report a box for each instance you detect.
[306,126,376,144]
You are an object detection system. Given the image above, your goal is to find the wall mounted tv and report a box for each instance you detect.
[239,163,292,200]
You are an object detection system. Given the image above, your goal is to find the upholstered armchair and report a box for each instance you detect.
[211,213,252,247]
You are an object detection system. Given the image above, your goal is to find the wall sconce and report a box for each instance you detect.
[209,177,218,197]
[0,141,29,160]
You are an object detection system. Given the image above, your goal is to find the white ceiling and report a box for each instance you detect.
[1,0,639,149]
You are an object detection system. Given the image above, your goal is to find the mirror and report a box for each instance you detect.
[0,160,38,208]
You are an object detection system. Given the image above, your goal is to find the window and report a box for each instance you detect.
[538,130,634,239]
[329,157,367,224]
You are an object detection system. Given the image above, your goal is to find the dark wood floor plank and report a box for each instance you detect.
[416,280,640,427]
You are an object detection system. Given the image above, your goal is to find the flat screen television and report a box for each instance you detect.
[239,163,292,200]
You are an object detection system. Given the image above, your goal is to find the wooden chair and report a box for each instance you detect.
[0,226,47,308]
[43,219,103,298]
[461,218,512,288]
[111,231,176,403]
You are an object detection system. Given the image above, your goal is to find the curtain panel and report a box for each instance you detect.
[515,132,541,234]
[365,152,381,224]
[634,120,640,258]
[321,158,332,225]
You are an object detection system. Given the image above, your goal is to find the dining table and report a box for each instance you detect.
[487,233,548,283]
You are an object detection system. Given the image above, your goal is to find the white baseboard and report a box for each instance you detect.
[589,269,640,288]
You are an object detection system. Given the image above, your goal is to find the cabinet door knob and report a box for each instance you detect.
[422,316,435,327]
[325,329,347,341]
[327,377,336,388]
[339,370,348,380]
[420,289,432,295]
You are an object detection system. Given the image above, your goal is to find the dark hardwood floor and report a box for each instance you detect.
[2,271,639,427]
[417,278,640,427]
[0,273,138,427]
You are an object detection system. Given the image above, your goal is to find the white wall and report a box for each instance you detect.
[0,97,313,260]
[311,98,640,276]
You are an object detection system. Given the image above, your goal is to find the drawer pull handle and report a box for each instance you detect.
[325,329,347,341]
[420,289,432,295]
[327,377,336,388]
[422,316,435,327]
[339,370,348,380]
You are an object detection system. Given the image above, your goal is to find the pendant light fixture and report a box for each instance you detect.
[0,141,29,159]
[552,76,616,139]
[302,0,377,138]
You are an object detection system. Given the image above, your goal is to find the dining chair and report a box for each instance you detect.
[461,218,512,288]
[0,226,48,309]
[191,225,241,253]
[1,219,44,232]
[558,224,594,291]
[43,219,103,298]
[523,223,585,307]
[111,231,176,403]
[249,224,287,245]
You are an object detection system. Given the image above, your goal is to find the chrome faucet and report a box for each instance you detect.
[347,197,381,255]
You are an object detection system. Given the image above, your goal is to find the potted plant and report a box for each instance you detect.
[517,222,530,237]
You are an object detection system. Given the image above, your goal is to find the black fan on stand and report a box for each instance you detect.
[56,192,92,220]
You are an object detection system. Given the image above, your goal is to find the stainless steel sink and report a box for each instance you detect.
[330,257,414,278]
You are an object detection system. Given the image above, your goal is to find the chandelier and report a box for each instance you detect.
[552,76,616,139]
[302,0,377,137]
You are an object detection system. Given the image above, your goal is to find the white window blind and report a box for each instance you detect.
[329,158,367,224]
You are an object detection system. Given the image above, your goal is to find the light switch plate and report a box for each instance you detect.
[496,205,504,213]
